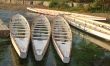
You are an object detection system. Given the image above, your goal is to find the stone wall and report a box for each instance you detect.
[16,1,23,4]
[0,0,43,5]
[24,1,31,5]
[0,0,89,8]
[73,2,89,8]
[33,1,43,5]
[11,0,16,4]
[43,1,50,7]
[5,0,10,4]
[0,30,10,37]
[0,0,6,3]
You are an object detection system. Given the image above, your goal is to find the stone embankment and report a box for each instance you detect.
[0,19,9,37]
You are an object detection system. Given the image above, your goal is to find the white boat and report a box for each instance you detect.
[9,14,30,58]
[52,16,72,63]
[31,15,51,61]
[64,15,110,41]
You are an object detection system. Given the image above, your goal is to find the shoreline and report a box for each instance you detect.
[0,3,110,22]
[0,3,29,12]
[0,3,48,12]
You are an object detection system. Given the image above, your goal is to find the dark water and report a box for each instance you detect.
[0,9,110,66]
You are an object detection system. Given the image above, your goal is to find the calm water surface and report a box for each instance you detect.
[0,9,110,66]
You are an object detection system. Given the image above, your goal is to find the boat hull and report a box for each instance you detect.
[64,15,110,41]
[32,39,50,61]
[9,14,30,59]
[69,20,110,41]
[10,34,27,59]
[52,16,72,63]
[52,38,70,63]
[31,15,51,61]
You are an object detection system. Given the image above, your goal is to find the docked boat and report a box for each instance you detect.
[31,15,51,61]
[52,16,72,63]
[9,14,30,58]
[64,15,110,41]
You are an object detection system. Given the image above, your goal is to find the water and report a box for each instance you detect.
[0,9,110,66]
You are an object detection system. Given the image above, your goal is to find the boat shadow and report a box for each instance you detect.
[10,42,49,66]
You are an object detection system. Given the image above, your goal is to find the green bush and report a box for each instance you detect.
[49,0,110,13]
[88,0,110,12]
[49,0,60,8]
[49,0,70,8]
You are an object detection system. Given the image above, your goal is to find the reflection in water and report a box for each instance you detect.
[51,43,70,66]
[10,43,49,66]
[11,45,29,66]
[45,43,57,66]
[1,24,110,66]
[72,27,110,51]
[0,40,12,66]
[1,9,110,66]
[0,10,26,24]
[71,27,110,66]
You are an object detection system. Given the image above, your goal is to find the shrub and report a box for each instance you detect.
[49,0,70,8]
[49,0,60,8]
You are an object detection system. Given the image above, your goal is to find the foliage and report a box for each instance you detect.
[49,0,59,8]
[49,0,70,9]
[89,0,110,12]
[48,0,110,12]
[73,42,104,66]
[69,0,95,3]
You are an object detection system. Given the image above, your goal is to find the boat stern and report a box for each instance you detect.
[62,57,70,63]
[34,53,43,61]
[20,51,27,58]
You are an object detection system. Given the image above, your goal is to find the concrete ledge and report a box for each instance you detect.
[0,19,9,37]
[0,30,10,37]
